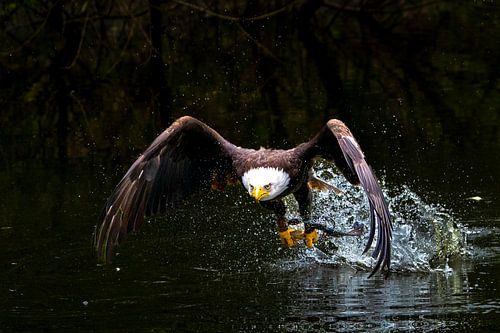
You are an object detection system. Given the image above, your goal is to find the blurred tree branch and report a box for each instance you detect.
[171,0,301,22]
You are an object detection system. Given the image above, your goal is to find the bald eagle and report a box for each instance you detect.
[94,116,392,276]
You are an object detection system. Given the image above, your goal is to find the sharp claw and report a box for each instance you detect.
[304,229,318,248]
[279,228,299,247]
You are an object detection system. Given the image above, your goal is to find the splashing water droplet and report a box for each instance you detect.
[281,163,467,274]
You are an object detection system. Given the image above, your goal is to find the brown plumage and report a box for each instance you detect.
[94,116,393,276]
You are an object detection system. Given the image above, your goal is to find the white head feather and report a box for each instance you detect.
[241,167,290,201]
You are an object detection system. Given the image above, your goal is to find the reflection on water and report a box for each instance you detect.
[277,266,476,332]
[0,163,498,332]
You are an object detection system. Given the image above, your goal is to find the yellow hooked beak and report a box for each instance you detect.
[251,186,269,201]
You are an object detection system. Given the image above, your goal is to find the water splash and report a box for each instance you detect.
[282,163,467,274]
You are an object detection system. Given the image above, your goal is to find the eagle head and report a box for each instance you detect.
[241,167,290,201]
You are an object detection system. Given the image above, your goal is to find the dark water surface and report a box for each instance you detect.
[0,139,499,332]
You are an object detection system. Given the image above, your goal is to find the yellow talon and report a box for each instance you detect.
[304,229,318,248]
[279,228,318,248]
[279,229,298,247]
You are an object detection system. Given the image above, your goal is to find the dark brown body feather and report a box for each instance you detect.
[94,116,392,276]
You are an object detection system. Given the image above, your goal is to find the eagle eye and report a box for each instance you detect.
[264,184,272,191]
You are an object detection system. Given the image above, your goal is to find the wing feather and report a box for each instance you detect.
[94,116,237,262]
[299,119,393,276]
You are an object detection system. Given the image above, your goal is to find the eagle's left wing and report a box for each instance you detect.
[298,119,393,277]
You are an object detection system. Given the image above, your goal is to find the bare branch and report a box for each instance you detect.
[63,10,90,69]
[172,0,301,22]
[3,4,54,56]
[323,0,441,14]
[236,23,283,65]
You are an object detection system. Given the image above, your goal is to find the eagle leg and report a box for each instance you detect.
[260,200,300,247]
[293,181,317,248]
[278,217,300,247]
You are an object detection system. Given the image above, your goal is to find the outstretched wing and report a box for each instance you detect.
[94,116,237,262]
[299,119,393,277]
